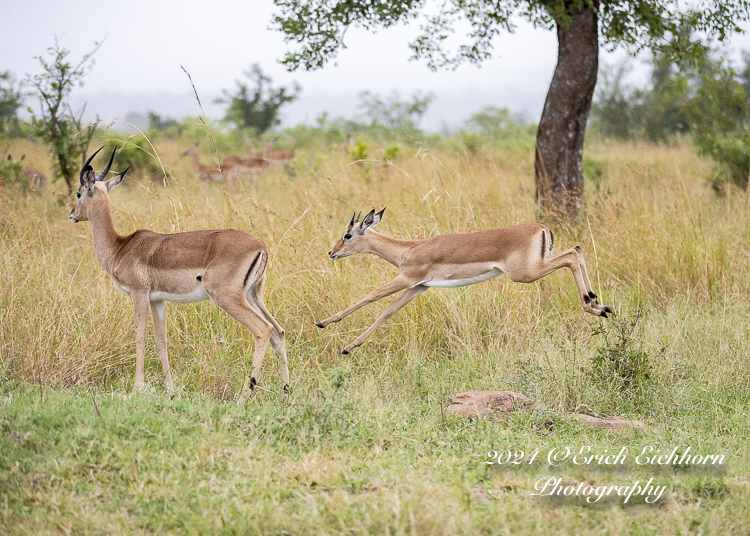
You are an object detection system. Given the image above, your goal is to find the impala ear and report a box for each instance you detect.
[105,167,129,192]
[375,207,386,222]
[81,146,105,189]
[357,207,384,234]
[82,168,97,194]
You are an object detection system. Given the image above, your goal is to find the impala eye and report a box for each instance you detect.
[76,191,81,199]
[344,233,352,240]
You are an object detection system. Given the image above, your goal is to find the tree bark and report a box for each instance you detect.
[535,6,599,223]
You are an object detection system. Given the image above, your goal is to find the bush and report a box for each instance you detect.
[591,310,655,399]
[217,64,300,137]
[591,46,750,189]
[105,135,164,183]
[348,139,368,162]
[0,70,24,138]
[26,39,100,193]
[0,154,24,188]
[683,56,750,189]
[465,106,534,142]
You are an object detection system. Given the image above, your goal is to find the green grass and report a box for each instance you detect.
[0,382,746,534]
[1,138,749,533]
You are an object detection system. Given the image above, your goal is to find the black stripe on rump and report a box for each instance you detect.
[243,252,263,288]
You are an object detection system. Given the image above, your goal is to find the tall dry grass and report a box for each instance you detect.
[1,137,749,423]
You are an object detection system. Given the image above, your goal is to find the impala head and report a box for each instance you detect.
[181,143,199,157]
[328,208,385,260]
[68,146,129,223]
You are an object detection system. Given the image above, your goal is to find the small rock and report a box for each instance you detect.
[573,413,646,431]
[445,391,535,421]
[445,391,647,431]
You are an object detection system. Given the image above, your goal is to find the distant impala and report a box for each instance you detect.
[246,139,295,163]
[19,155,47,192]
[317,209,612,354]
[69,147,289,401]
[3,155,47,193]
[221,154,271,189]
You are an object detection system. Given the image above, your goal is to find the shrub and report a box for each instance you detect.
[0,70,24,138]
[465,106,533,142]
[591,310,655,398]
[349,139,368,162]
[26,39,100,193]
[105,135,164,183]
[383,144,399,161]
[0,154,24,188]
[217,64,300,137]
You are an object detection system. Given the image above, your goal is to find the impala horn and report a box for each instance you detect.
[96,146,118,181]
[80,146,105,185]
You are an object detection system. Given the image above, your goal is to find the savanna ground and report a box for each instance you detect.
[1,134,748,534]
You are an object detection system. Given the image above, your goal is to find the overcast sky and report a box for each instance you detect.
[3,0,750,130]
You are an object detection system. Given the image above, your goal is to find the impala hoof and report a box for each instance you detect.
[341,348,350,355]
[315,322,324,328]
[603,306,613,314]
[600,311,608,319]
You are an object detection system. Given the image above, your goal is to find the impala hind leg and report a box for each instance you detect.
[511,247,610,317]
[150,300,175,398]
[573,247,612,315]
[209,292,274,404]
[342,285,428,354]
[248,288,290,392]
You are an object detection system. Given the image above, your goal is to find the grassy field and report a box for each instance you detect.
[1,136,749,534]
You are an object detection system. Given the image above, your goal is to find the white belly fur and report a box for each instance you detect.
[113,282,131,296]
[424,268,504,288]
[112,280,209,304]
[150,287,209,303]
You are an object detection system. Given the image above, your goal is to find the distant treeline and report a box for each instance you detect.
[589,44,750,188]
[5,43,750,191]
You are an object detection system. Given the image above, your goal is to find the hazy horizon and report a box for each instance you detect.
[5,0,750,134]
[57,83,547,134]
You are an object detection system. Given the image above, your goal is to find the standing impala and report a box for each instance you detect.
[69,147,289,402]
[317,209,612,354]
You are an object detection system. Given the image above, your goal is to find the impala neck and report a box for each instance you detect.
[88,193,123,274]
[362,230,417,267]
[189,151,201,171]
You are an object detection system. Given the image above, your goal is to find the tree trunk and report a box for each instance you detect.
[534,6,599,223]
[58,152,73,194]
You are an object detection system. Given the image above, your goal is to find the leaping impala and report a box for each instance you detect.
[317,209,612,354]
[69,147,289,402]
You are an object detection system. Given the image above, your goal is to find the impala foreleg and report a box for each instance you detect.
[225,167,239,192]
[316,276,411,328]
[150,300,175,399]
[342,285,428,354]
[132,291,150,393]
